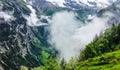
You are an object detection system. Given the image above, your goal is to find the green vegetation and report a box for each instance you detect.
[21,50,120,70]
[28,24,120,70]
[77,50,120,70]
[32,58,62,70]
[30,27,57,65]
[20,66,28,70]
[80,24,120,60]
[43,7,66,16]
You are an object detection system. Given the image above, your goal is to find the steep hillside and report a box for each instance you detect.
[0,0,56,70]
[80,24,120,60]
[33,50,120,70]
[76,50,120,70]
[31,24,120,70]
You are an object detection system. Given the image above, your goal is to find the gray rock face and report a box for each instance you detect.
[0,0,56,69]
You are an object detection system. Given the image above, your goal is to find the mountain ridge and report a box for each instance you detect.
[46,0,117,9]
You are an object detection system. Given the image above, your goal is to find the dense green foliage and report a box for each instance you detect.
[30,27,57,65]
[33,50,120,70]
[32,58,62,70]
[27,24,120,70]
[77,50,120,70]
[31,50,120,70]
[80,24,120,60]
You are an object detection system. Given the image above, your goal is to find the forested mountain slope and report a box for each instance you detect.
[31,24,120,70]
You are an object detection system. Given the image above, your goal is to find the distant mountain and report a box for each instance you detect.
[45,0,117,9]
[25,0,117,12]
[24,0,118,22]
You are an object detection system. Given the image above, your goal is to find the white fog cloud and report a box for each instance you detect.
[48,11,82,62]
[48,11,114,62]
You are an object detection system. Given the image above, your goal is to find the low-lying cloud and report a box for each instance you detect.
[48,11,114,62]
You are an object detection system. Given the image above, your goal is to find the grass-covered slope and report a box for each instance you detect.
[77,50,120,70]
[31,50,120,70]
[80,24,120,60]
[29,24,120,70]
[77,24,120,70]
